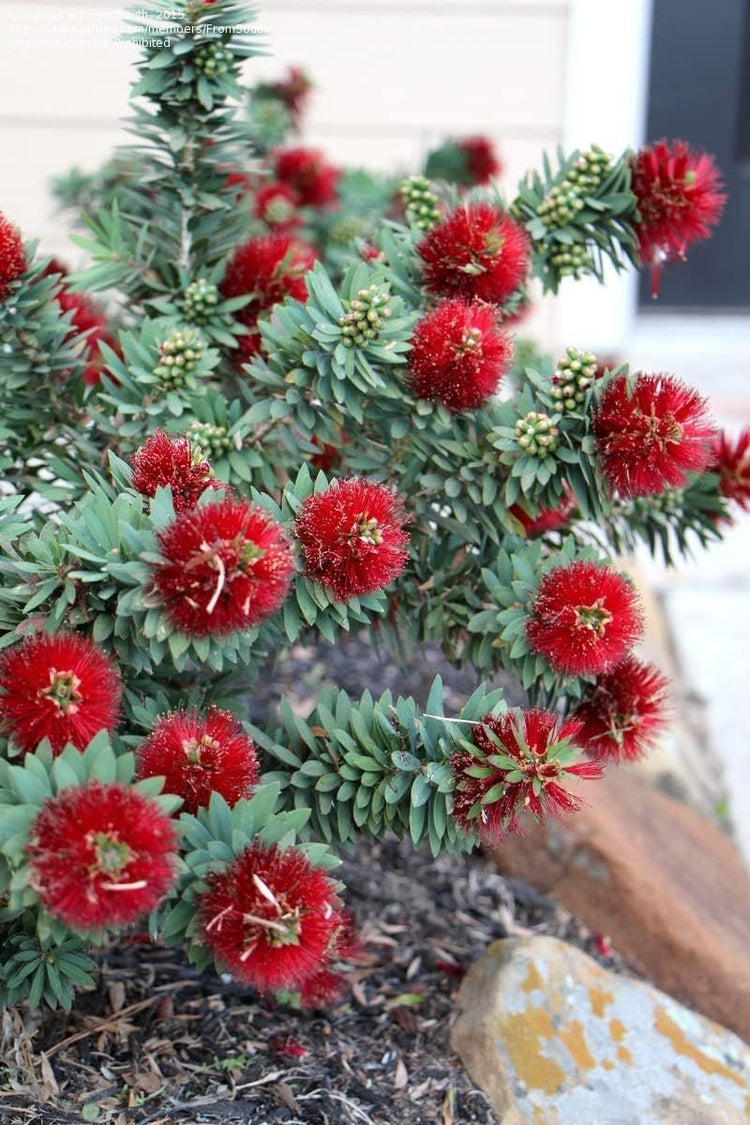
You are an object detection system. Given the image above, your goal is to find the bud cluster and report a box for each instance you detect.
[187,420,232,460]
[181,279,219,325]
[153,328,205,389]
[339,285,392,348]
[400,176,441,232]
[550,347,598,412]
[193,42,234,79]
[327,216,367,246]
[514,410,559,458]
[566,146,613,192]
[538,146,613,230]
[550,244,594,280]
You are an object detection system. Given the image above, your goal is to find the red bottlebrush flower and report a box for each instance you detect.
[450,708,602,843]
[136,707,258,814]
[573,655,669,763]
[710,429,750,512]
[408,299,513,412]
[253,182,301,229]
[0,632,121,755]
[593,372,715,498]
[220,234,316,361]
[273,147,340,208]
[153,497,295,637]
[27,781,177,930]
[130,431,223,514]
[54,284,118,387]
[295,478,409,601]
[510,487,576,538]
[526,561,643,677]
[417,202,529,306]
[310,434,348,473]
[0,213,26,300]
[197,842,341,992]
[458,136,502,186]
[267,66,313,121]
[631,140,726,297]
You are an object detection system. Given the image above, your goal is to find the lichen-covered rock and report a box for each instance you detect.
[452,936,750,1124]
[490,772,750,1042]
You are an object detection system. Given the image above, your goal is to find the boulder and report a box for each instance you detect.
[452,936,750,1124]
[490,771,750,1042]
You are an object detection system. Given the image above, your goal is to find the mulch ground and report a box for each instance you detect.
[0,837,629,1125]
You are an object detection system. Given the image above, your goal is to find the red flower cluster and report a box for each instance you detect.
[27,781,177,929]
[510,487,577,538]
[573,656,669,763]
[408,299,513,412]
[220,235,317,363]
[253,182,300,230]
[130,431,223,514]
[526,561,642,677]
[710,429,750,513]
[458,136,501,186]
[451,708,602,842]
[295,479,409,601]
[631,140,726,297]
[153,497,295,637]
[136,707,258,814]
[593,372,715,498]
[417,202,529,306]
[0,213,26,300]
[197,841,345,993]
[0,632,121,755]
[273,147,340,208]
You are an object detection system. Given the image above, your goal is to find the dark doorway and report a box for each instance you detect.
[641,0,750,310]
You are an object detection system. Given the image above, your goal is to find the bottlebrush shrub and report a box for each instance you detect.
[0,0,742,1017]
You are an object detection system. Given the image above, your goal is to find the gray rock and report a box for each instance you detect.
[452,936,750,1124]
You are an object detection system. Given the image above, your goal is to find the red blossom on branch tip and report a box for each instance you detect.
[136,707,258,814]
[526,561,643,677]
[417,202,529,306]
[0,213,26,300]
[295,478,410,602]
[253,182,301,230]
[631,139,726,297]
[593,372,716,498]
[220,234,317,363]
[130,431,224,514]
[509,486,577,538]
[27,781,177,929]
[408,299,513,412]
[450,708,603,844]
[458,136,502,186]
[153,498,295,637]
[266,66,313,121]
[573,656,670,763]
[197,842,342,993]
[709,429,750,513]
[0,632,121,755]
[273,147,340,208]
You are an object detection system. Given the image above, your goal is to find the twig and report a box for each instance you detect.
[42,981,194,1058]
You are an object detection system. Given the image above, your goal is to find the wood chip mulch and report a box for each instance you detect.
[0,836,630,1125]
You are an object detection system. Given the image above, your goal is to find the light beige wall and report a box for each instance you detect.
[0,0,570,343]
